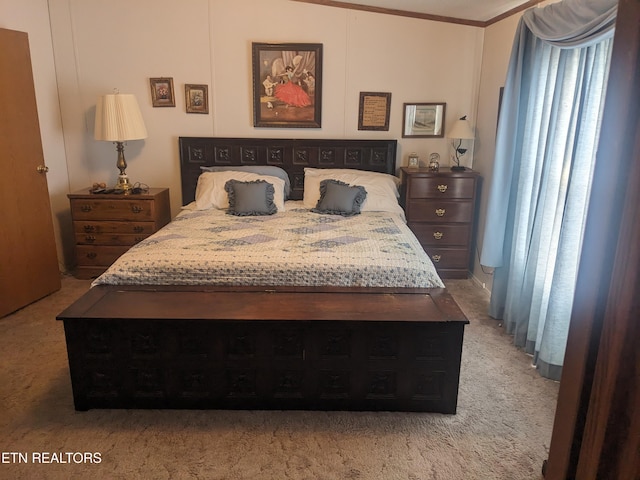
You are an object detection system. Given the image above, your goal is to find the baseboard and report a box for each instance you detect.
[470,273,491,297]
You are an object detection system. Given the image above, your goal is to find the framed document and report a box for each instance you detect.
[358,92,391,131]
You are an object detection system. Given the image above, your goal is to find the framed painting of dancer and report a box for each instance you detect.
[252,42,322,128]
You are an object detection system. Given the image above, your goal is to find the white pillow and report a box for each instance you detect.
[195,171,286,211]
[303,168,404,217]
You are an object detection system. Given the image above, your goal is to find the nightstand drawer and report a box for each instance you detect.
[74,233,149,246]
[73,220,157,235]
[409,224,470,247]
[70,198,157,221]
[74,266,110,279]
[75,245,131,266]
[426,248,470,269]
[408,177,475,199]
[407,200,473,223]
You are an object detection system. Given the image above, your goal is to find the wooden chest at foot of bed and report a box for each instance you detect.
[57,286,468,413]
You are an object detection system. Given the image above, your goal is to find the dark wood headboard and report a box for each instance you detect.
[178,137,397,205]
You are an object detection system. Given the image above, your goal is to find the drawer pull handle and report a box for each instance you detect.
[133,226,144,233]
[131,205,143,213]
[433,232,443,240]
[432,254,441,263]
[86,252,97,259]
[84,235,96,243]
[81,205,92,212]
[437,184,448,193]
[83,225,95,233]
[435,208,446,217]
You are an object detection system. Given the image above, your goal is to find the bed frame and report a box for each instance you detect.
[57,137,469,413]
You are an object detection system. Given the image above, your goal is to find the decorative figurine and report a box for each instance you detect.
[428,153,440,172]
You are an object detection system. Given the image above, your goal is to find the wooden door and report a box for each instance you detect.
[0,28,61,317]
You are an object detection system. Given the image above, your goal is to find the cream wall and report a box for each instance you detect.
[5,0,519,275]
[50,0,484,208]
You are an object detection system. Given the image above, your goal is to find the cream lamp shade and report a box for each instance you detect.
[94,93,147,191]
[447,116,475,140]
[94,93,147,141]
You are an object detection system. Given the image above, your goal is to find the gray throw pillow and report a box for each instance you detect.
[201,165,291,199]
[311,179,367,216]
[224,179,277,216]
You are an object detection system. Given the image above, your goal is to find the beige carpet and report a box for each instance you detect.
[0,276,559,480]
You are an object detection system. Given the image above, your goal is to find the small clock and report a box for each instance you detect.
[408,153,419,168]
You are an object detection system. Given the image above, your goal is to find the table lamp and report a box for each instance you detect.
[447,115,475,171]
[94,93,147,192]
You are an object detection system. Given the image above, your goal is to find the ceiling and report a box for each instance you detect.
[294,0,542,25]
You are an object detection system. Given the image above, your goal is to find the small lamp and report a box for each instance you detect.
[447,115,475,171]
[94,92,147,192]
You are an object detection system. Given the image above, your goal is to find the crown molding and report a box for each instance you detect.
[291,0,546,28]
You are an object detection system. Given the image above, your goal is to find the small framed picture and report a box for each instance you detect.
[149,77,175,107]
[358,92,391,131]
[185,84,209,114]
[402,102,446,137]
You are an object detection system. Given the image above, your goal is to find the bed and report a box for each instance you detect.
[57,137,469,413]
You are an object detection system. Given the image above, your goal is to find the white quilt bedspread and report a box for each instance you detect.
[92,202,444,288]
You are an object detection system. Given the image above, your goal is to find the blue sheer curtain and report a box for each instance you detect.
[480,0,617,380]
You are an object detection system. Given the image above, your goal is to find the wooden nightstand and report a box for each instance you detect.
[400,168,480,279]
[68,187,171,279]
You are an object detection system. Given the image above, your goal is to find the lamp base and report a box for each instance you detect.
[450,166,466,172]
[115,174,133,193]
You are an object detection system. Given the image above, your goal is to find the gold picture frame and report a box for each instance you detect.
[149,77,175,107]
[185,84,209,114]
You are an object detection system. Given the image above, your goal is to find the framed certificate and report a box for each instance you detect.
[358,92,391,131]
